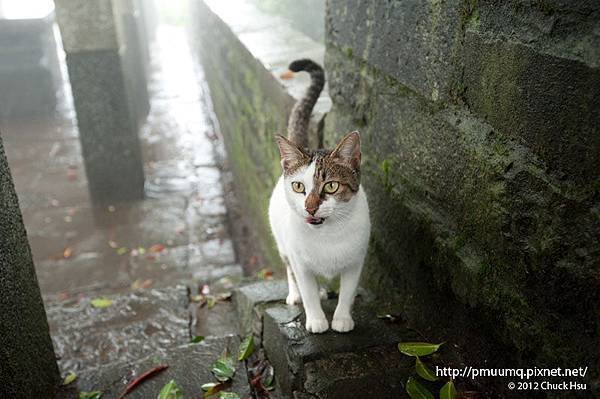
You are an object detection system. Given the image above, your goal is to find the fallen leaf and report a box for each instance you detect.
[118,364,168,399]
[262,365,275,390]
[201,381,230,397]
[138,247,146,255]
[206,296,217,309]
[257,269,274,280]
[149,244,166,253]
[191,294,204,303]
[280,70,295,80]
[238,335,254,361]
[398,342,443,357]
[131,279,153,290]
[157,379,182,399]
[415,357,438,381]
[216,292,232,302]
[63,247,74,259]
[211,351,236,382]
[440,381,457,399]
[90,298,113,309]
[376,313,402,323]
[117,247,128,256]
[406,377,434,399]
[58,291,70,301]
[63,371,77,385]
[79,391,102,399]
[191,335,205,344]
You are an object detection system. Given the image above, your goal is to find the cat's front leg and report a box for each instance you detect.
[285,260,302,305]
[332,264,362,332]
[293,264,328,333]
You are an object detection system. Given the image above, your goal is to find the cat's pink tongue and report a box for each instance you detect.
[305,216,324,225]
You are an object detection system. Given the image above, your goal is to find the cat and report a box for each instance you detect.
[268,59,370,333]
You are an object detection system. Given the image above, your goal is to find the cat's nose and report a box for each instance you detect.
[305,206,318,216]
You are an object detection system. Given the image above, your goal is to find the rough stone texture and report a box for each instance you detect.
[326,0,463,102]
[47,286,190,373]
[262,300,417,398]
[325,0,600,396]
[235,280,288,337]
[65,49,145,203]
[0,135,60,398]
[190,0,330,270]
[75,336,250,399]
[54,0,119,52]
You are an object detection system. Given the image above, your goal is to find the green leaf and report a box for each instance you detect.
[406,377,434,399]
[206,296,217,309]
[238,335,254,361]
[191,335,205,344]
[201,382,218,392]
[218,392,240,399]
[90,297,113,309]
[398,342,443,357]
[415,357,438,381]
[440,380,457,399]
[157,379,183,399]
[79,392,102,399]
[63,371,77,385]
[211,352,236,382]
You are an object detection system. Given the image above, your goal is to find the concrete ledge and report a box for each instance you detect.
[234,280,287,338]
[262,300,416,398]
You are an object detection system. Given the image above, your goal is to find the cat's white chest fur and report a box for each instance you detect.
[268,170,370,333]
[269,176,370,279]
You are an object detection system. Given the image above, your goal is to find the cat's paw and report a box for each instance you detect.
[331,316,355,332]
[286,292,302,305]
[305,317,329,333]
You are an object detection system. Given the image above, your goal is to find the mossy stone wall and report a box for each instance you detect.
[325,0,599,395]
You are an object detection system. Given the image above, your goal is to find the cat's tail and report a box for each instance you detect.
[286,59,325,149]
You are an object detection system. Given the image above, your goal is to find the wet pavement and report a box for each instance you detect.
[1,25,242,373]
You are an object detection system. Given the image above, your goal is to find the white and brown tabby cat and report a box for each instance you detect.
[269,59,370,333]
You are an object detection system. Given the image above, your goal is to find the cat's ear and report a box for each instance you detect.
[331,131,361,169]
[275,135,308,171]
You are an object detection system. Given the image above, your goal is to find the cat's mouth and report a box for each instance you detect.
[305,216,325,225]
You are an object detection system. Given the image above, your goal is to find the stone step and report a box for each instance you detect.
[235,280,419,399]
[63,336,251,399]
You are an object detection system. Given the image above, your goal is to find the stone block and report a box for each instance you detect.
[262,300,416,398]
[327,0,463,102]
[462,30,600,186]
[234,280,288,337]
[0,136,60,397]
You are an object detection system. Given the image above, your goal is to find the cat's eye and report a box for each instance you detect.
[323,181,339,194]
[291,181,305,193]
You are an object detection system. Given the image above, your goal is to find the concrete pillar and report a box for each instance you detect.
[113,0,150,128]
[0,134,60,398]
[54,0,145,204]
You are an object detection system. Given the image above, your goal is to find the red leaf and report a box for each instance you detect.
[118,364,169,399]
[149,244,166,253]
